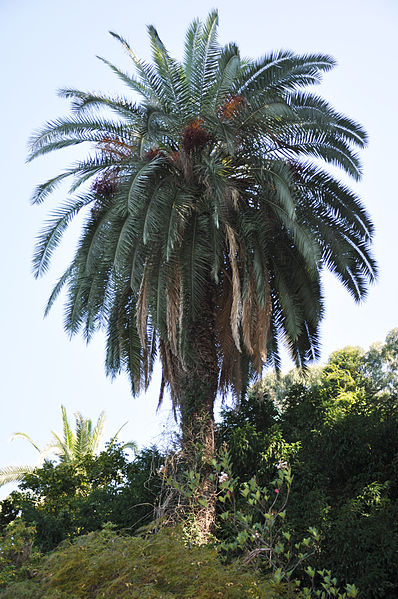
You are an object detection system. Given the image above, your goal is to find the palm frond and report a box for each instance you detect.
[0,465,36,487]
[33,197,91,277]
[191,10,220,112]
[147,25,189,113]
[10,432,41,453]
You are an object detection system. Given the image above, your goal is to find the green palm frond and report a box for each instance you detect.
[30,171,72,205]
[0,465,36,486]
[108,422,138,454]
[59,88,142,119]
[147,25,189,113]
[121,441,138,453]
[10,432,41,453]
[51,431,72,462]
[97,56,157,103]
[33,197,93,277]
[61,405,74,450]
[190,11,220,112]
[89,411,106,454]
[74,414,91,461]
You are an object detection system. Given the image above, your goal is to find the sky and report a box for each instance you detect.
[0,0,397,499]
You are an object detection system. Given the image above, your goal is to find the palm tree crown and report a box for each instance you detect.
[30,12,376,425]
[0,407,136,487]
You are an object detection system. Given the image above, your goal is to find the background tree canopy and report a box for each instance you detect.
[0,445,163,553]
[219,328,398,599]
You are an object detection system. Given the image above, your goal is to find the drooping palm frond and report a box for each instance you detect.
[31,11,376,411]
[0,465,36,486]
[10,432,41,453]
[108,422,138,454]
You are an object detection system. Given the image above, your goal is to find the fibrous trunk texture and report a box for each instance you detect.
[176,291,219,540]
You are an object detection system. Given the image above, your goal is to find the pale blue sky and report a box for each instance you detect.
[1,0,397,498]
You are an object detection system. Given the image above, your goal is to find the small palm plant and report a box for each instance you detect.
[0,406,137,487]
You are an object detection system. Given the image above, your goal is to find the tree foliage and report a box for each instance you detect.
[0,445,163,553]
[0,520,41,590]
[218,330,398,598]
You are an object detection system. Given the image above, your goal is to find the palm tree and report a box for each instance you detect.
[29,12,375,506]
[0,406,137,487]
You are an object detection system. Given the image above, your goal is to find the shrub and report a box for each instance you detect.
[218,334,398,598]
[0,445,164,552]
[0,519,41,590]
[0,526,287,599]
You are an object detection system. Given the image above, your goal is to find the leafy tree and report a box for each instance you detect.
[362,328,398,397]
[219,330,398,598]
[30,12,375,530]
[0,406,136,487]
[0,444,163,553]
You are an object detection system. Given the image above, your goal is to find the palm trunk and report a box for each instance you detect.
[175,294,219,540]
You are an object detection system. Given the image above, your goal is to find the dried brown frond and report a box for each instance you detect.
[145,326,157,390]
[215,274,241,398]
[166,267,181,356]
[230,187,240,210]
[219,345,242,399]
[252,273,272,372]
[169,150,193,183]
[136,264,149,348]
[225,224,242,352]
[159,338,179,416]
[136,265,151,387]
[242,273,255,355]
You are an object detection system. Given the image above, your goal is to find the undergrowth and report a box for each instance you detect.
[0,524,287,599]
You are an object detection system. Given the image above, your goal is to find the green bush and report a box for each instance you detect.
[218,333,398,598]
[2,332,397,597]
[0,526,288,599]
[0,520,41,590]
[0,445,164,552]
